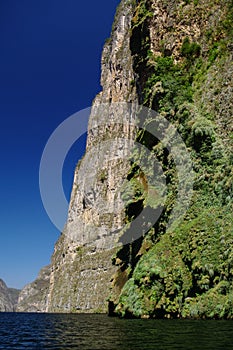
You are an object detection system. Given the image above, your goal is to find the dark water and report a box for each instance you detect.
[0,313,233,349]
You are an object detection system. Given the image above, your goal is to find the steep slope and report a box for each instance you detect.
[18,0,232,318]
[46,0,137,313]
[16,265,50,312]
[110,0,233,318]
[0,279,20,312]
[8,288,20,309]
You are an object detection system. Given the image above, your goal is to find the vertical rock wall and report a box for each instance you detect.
[46,0,138,313]
[15,0,233,317]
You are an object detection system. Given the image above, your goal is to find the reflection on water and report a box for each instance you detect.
[0,313,233,349]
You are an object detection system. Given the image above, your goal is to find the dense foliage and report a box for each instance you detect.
[110,0,233,319]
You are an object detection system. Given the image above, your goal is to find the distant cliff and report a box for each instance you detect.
[0,279,20,312]
[19,0,232,318]
[16,265,50,312]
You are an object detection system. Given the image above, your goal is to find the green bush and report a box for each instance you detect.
[181,37,201,60]
[144,56,193,112]
[116,204,233,318]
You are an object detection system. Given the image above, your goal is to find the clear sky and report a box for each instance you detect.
[0,0,120,289]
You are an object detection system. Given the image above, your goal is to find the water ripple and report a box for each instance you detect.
[0,313,233,349]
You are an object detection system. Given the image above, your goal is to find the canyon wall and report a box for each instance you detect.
[18,0,233,318]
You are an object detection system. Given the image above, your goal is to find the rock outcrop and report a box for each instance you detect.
[16,265,50,312]
[0,279,20,312]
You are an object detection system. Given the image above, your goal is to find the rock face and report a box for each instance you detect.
[16,265,50,312]
[110,0,233,318]
[19,0,233,318]
[45,0,137,313]
[0,279,20,312]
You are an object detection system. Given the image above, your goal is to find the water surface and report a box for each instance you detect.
[0,313,233,349]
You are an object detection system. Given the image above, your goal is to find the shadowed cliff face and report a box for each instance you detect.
[0,279,20,312]
[18,0,232,317]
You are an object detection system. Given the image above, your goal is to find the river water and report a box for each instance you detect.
[0,313,233,349]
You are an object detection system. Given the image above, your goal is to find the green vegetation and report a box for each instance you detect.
[181,37,201,61]
[116,204,233,318]
[132,0,153,29]
[98,169,108,183]
[110,0,233,319]
[143,55,193,112]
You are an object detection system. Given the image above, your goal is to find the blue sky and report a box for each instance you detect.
[0,0,120,289]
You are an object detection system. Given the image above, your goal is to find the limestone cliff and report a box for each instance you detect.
[0,279,20,312]
[16,265,50,312]
[46,0,137,313]
[19,0,232,318]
